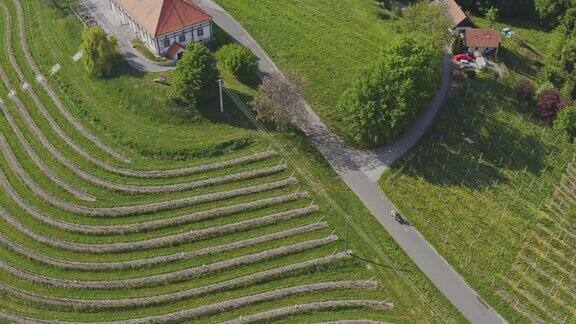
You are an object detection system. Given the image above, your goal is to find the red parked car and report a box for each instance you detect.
[454,53,474,62]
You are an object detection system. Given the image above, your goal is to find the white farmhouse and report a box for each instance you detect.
[110,0,213,60]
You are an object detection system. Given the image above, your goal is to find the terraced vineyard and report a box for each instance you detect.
[498,158,576,323]
[381,77,576,322]
[380,14,576,321]
[0,0,399,321]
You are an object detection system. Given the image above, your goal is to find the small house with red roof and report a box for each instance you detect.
[110,0,213,60]
[464,28,501,54]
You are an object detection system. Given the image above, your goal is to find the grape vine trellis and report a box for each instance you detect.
[383,87,576,322]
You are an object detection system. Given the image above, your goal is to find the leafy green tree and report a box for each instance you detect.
[559,37,576,73]
[82,26,119,78]
[336,35,442,147]
[561,7,576,33]
[554,105,576,141]
[171,43,219,109]
[537,64,568,89]
[485,7,499,26]
[534,0,575,25]
[216,44,258,83]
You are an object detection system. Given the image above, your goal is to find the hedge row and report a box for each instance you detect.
[0,235,337,289]
[0,222,327,271]
[223,300,393,323]
[0,251,347,310]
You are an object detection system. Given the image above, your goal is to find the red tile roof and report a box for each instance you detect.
[166,41,185,59]
[114,0,212,37]
[465,29,501,48]
[439,0,469,28]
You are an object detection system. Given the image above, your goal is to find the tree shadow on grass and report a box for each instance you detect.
[395,76,549,190]
[400,142,507,190]
[109,60,147,79]
[503,17,553,34]
[500,46,542,78]
[195,93,258,131]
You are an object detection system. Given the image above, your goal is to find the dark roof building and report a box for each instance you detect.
[439,0,474,30]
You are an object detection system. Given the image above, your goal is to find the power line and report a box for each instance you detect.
[221,85,448,322]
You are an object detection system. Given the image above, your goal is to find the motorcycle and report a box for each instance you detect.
[391,210,404,223]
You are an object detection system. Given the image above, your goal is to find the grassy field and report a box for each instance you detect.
[214,0,398,138]
[380,16,576,322]
[130,38,169,63]
[0,0,464,322]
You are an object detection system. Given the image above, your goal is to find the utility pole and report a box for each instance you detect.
[344,219,349,254]
[218,78,224,113]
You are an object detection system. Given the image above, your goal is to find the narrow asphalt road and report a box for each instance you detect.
[92,0,505,321]
[191,1,506,323]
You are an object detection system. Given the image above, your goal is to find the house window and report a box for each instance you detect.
[179,33,186,42]
[197,28,204,37]
[163,38,170,48]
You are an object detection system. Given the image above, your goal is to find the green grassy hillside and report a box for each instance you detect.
[214,0,398,138]
[380,16,576,322]
[0,0,462,322]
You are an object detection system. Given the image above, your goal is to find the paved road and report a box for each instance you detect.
[194,0,278,74]
[92,0,505,321]
[191,1,506,323]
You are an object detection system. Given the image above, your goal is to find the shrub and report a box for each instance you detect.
[82,26,119,78]
[390,4,402,18]
[515,79,535,101]
[537,88,562,120]
[336,35,441,147]
[452,36,464,54]
[561,7,576,32]
[485,7,499,27]
[465,69,477,79]
[559,36,576,73]
[216,44,258,83]
[561,78,576,101]
[537,64,568,88]
[554,105,576,142]
[171,43,219,109]
[376,0,391,10]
